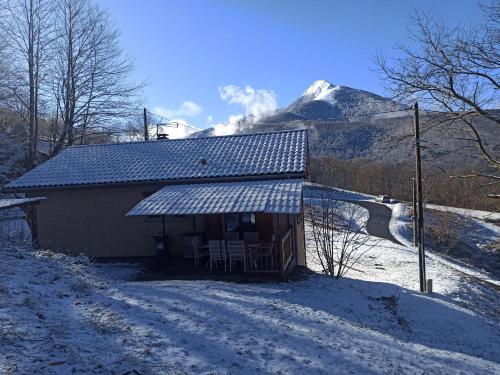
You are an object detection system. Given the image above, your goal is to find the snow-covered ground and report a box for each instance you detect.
[304,182,375,201]
[1,184,498,374]
[390,202,500,287]
[0,207,31,245]
[305,183,499,286]
[2,218,500,374]
[426,203,500,223]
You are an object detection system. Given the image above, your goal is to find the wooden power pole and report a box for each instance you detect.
[413,102,427,292]
[143,108,149,141]
[412,177,418,247]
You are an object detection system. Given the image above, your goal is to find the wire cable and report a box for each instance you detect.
[145,109,200,130]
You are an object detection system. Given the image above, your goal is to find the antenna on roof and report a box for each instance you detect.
[156,121,180,140]
[143,109,197,140]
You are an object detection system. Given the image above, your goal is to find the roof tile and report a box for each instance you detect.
[127,179,304,216]
[5,130,307,189]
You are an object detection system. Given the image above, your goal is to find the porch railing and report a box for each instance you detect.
[244,228,294,274]
[245,241,280,273]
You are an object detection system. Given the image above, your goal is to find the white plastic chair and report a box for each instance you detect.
[208,240,226,271]
[227,240,245,272]
[191,237,208,268]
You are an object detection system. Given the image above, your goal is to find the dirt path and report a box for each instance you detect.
[353,201,403,246]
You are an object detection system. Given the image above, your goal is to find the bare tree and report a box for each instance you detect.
[0,34,9,103]
[51,0,143,152]
[0,0,55,167]
[375,3,499,176]
[305,189,377,278]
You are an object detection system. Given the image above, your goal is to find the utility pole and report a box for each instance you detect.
[413,102,427,292]
[143,108,149,141]
[412,178,418,246]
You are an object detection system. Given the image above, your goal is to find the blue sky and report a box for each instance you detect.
[100,0,483,136]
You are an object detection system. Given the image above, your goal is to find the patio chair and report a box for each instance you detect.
[191,237,209,269]
[246,241,274,271]
[256,242,274,270]
[208,240,226,272]
[227,240,245,272]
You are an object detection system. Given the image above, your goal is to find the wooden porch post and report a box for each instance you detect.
[292,214,298,267]
[162,215,167,256]
[221,214,226,239]
[30,204,39,248]
[272,214,281,270]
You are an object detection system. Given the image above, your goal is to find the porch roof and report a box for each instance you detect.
[126,179,304,216]
[0,197,46,210]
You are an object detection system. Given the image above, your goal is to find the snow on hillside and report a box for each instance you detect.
[306,203,500,348]
[304,182,375,201]
[2,216,500,374]
[390,202,500,288]
[0,207,31,245]
[0,135,25,186]
[426,203,500,224]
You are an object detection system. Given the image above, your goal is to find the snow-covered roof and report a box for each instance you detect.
[5,130,308,190]
[0,197,46,210]
[127,179,304,216]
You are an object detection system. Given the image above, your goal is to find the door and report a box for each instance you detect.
[205,214,223,240]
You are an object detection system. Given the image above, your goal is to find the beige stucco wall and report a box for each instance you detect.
[27,183,205,257]
[26,183,305,263]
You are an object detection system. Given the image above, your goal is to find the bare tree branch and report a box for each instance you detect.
[305,190,378,279]
[375,5,499,174]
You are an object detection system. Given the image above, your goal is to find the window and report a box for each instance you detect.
[225,213,256,237]
[226,213,239,233]
[240,213,256,232]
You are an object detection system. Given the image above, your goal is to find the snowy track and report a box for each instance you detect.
[353,201,403,245]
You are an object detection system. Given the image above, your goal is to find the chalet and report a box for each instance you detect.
[3,129,309,277]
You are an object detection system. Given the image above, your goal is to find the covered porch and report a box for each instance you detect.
[126,179,304,278]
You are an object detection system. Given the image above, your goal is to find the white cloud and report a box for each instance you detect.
[154,101,203,119]
[212,85,278,136]
[212,114,243,136]
[219,85,278,120]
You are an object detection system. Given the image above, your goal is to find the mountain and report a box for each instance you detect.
[196,80,407,136]
[193,80,498,169]
[283,80,406,120]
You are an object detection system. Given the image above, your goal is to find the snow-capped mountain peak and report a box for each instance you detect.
[284,79,406,121]
[300,80,343,105]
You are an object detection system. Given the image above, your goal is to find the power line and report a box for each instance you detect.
[144,110,167,124]
[145,109,200,130]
